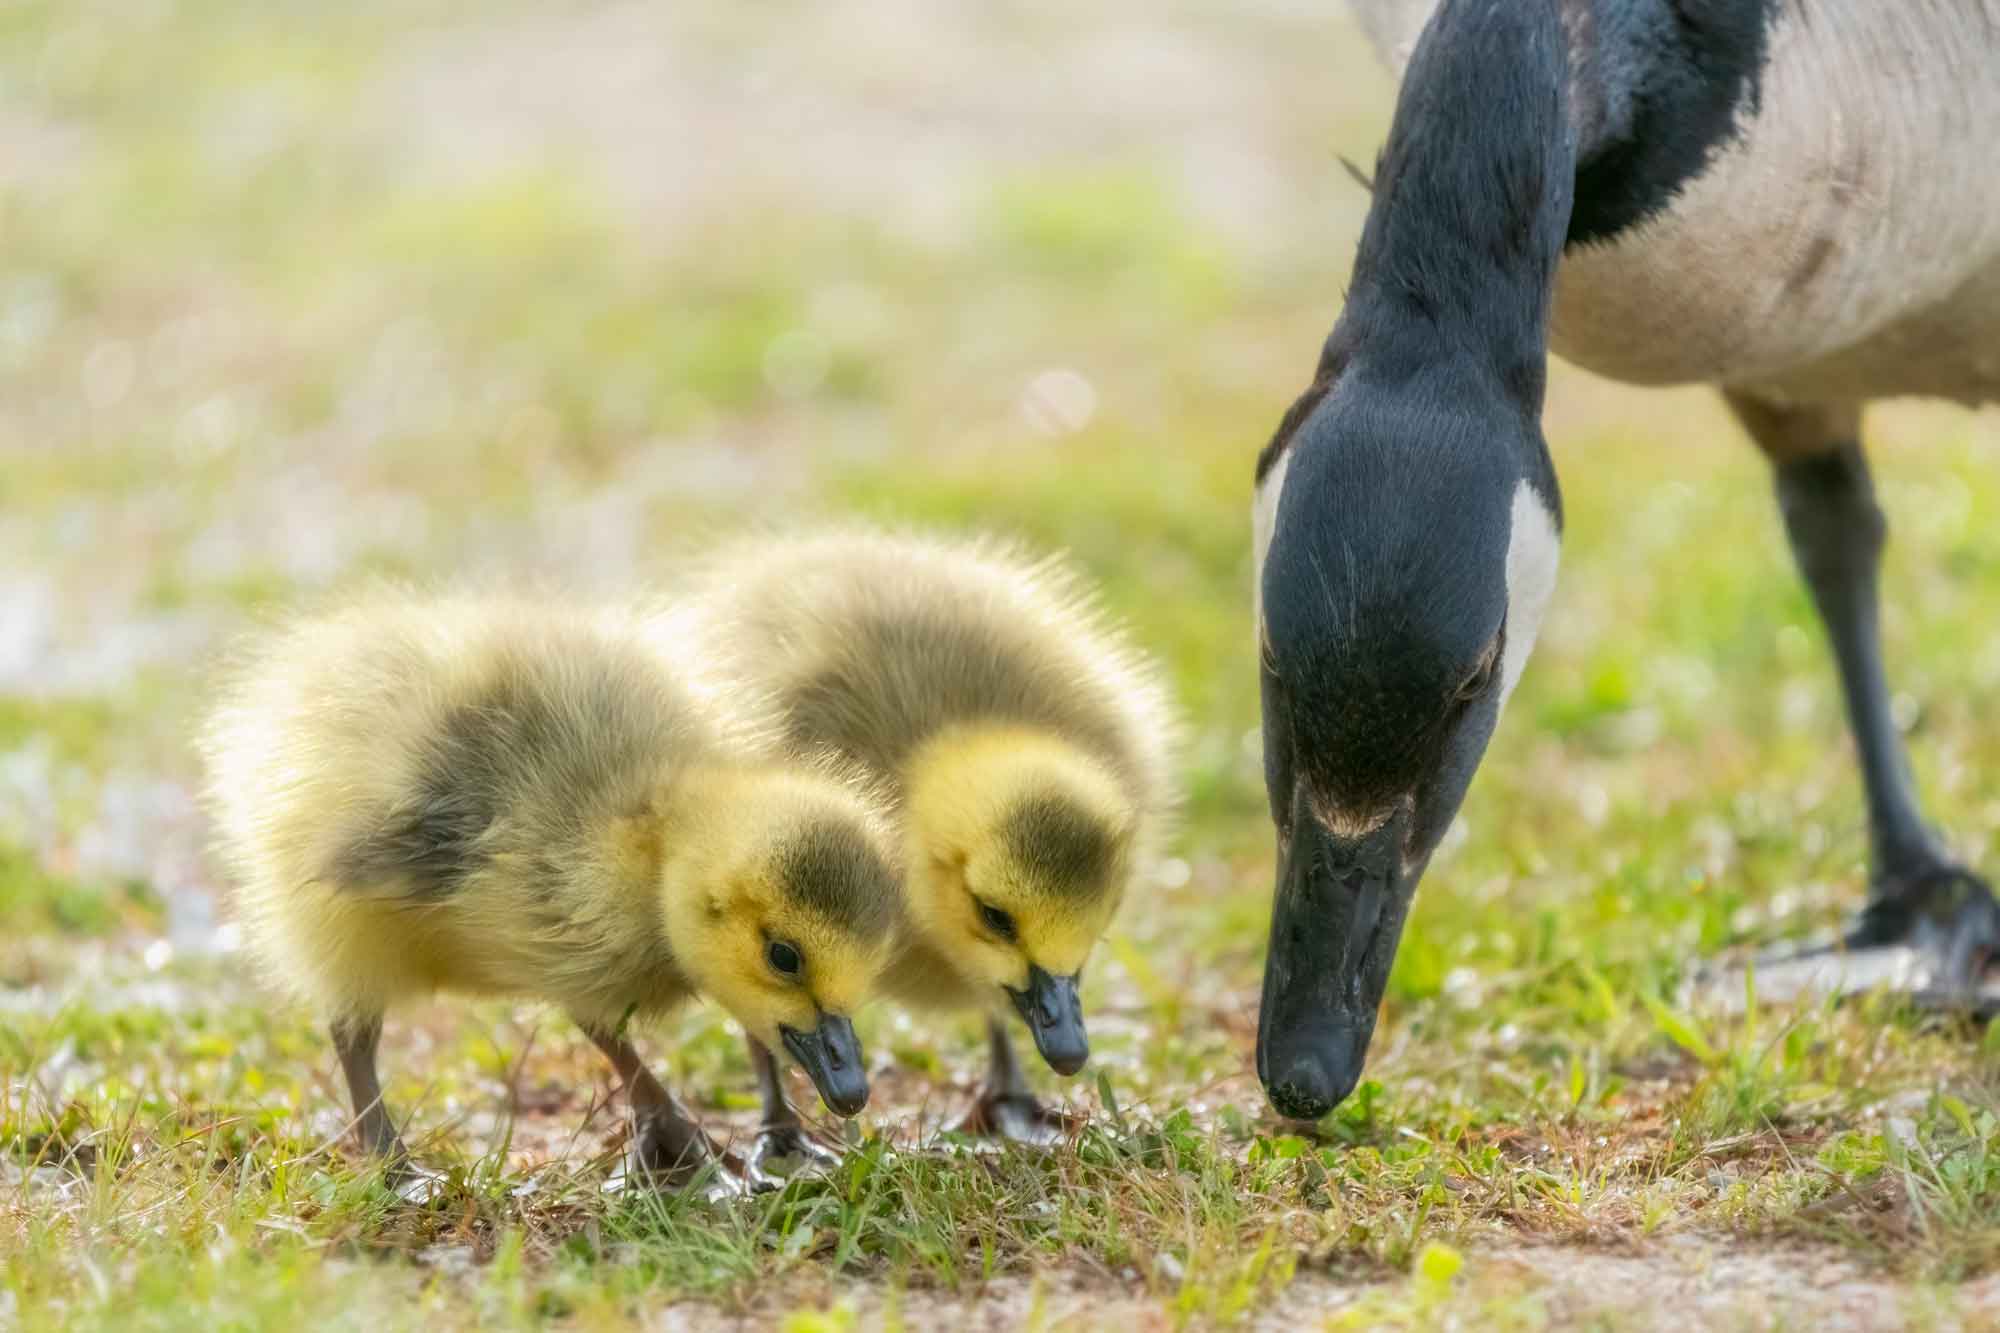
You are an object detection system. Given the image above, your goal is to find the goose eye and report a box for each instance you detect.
[766,939,803,978]
[1458,625,1507,703]
[1458,639,1504,702]
[977,900,1016,940]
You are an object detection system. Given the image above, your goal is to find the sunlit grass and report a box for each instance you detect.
[4,0,2000,1326]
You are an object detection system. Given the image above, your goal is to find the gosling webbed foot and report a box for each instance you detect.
[628,1115,716,1182]
[375,1155,451,1207]
[603,1147,748,1201]
[602,1158,748,1201]
[608,1110,745,1197]
[743,1124,842,1192]
[950,1089,1083,1146]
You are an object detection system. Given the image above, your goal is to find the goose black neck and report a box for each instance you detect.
[1565,0,1774,246]
[1337,0,1575,413]
[1327,0,1775,398]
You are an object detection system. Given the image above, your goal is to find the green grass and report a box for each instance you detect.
[5,0,2000,1327]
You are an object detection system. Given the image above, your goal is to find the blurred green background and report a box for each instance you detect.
[5,0,2000,1325]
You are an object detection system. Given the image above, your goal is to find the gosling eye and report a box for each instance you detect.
[976,900,1016,941]
[766,938,803,979]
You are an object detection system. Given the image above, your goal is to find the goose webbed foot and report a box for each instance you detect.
[1848,864,2000,1002]
[949,1089,1083,1146]
[1709,865,2000,1017]
[742,1125,842,1192]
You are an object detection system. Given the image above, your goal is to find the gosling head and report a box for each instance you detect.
[905,727,1138,1077]
[660,772,899,1116]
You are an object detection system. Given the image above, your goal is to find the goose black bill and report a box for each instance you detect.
[1254,792,1416,1122]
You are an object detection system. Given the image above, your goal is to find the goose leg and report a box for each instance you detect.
[332,1014,445,1201]
[741,1039,842,1190]
[950,1018,1080,1145]
[577,1018,736,1192]
[1732,393,2000,992]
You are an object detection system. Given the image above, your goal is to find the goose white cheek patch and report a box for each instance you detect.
[1250,448,1293,636]
[1500,480,1560,706]
[1255,459,1556,709]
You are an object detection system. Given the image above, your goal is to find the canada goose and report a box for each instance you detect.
[668,530,1174,1163]
[201,591,900,1188]
[1253,0,2000,1119]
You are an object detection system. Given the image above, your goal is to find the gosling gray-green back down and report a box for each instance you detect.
[202,590,899,1189]
[664,529,1175,1154]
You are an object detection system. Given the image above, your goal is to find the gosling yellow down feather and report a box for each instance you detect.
[666,528,1175,1143]
[201,589,898,1185]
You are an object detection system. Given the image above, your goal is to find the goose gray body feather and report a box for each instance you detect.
[1348,0,2000,404]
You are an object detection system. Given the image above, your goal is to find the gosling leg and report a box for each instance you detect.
[577,1018,728,1189]
[332,1013,404,1159]
[332,1013,445,1201]
[951,1018,1079,1146]
[742,1038,842,1190]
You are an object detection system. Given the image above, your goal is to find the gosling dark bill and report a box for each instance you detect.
[782,1013,869,1116]
[1008,964,1088,1076]
[672,529,1177,1142]
[199,590,902,1189]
